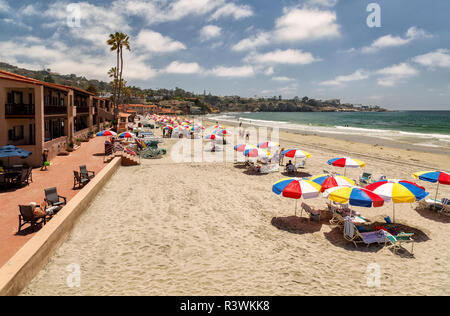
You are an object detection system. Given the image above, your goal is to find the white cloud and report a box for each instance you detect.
[232,8,340,51]
[210,3,253,20]
[164,61,203,74]
[362,27,432,53]
[320,69,369,86]
[136,30,186,53]
[200,25,222,41]
[0,0,9,12]
[376,63,418,87]
[272,76,295,82]
[245,49,319,65]
[412,49,450,69]
[264,67,274,75]
[209,65,255,77]
[232,33,271,51]
[306,0,339,7]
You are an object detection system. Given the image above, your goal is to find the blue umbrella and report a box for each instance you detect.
[0,145,32,167]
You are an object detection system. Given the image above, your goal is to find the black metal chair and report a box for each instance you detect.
[0,173,6,190]
[18,205,47,232]
[73,171,90,189]
[80,165,95,180]
[44,187,67,207]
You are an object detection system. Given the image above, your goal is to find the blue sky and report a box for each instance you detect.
[0,0,449,110]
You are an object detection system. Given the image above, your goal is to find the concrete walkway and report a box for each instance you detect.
[0,137,108,268]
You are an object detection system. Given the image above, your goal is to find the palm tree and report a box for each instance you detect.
[107,32,131,130]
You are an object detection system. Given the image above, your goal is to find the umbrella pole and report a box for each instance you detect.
[434,182,440,209]
[393,203,396,223]
[295,199,298,217]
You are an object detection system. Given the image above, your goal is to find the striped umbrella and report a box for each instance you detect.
[328,157,366,176]
[204,134,217,140]
[272,178,322,217]
[323,186,385,208]
[162,125,173,131]
[234,144,256,152]
[366,180,429,222]
[216,129,231,136]
[118,132,135,139]
[412,171,450,208]
[96,130,117,137]
[282,149,312,159]
[244,148,271,159]
[310,174,356,192]
[258,142,280,150]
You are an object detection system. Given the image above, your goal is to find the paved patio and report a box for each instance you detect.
[0,137,108,268]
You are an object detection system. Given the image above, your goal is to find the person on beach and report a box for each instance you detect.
[279,148,285,166]
[245,131,250,142]
[41,149,49,171]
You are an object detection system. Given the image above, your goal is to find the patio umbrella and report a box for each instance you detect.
[272,178,322,217]
[412,171,450,208]
[327,157,366,176]
[366,180,429,222]
[96,130,117,137]
[323,186,384,208]
[281,149,312,159]
[234,144,256,152]
[310,174,356,192]
[243,148,271,159]
[216,129,232,137]
[204,134,217,140]
[0,145,32,167]
[258,142,280,150]
[118,132,136,139]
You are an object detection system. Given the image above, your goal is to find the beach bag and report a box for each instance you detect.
[44,161,50,167]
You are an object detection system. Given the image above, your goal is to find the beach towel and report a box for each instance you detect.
[360,230,386,244]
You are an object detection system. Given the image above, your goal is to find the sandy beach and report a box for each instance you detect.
[21,122,450,296]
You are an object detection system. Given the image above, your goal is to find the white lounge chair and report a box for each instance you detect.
[344,219,386,248]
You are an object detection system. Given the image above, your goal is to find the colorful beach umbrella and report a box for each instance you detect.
[244,148,271,159]
[234,144,256,152]
[258,142,280,150]
[310,174,356,192]
[323,186,384,208]
[366,180,429,222]
[96,130,117,137]
[162,125,173,131]
[118,132,135,139]
[216,129,231,136]
[412,171,450,208]
[272,178,322,216]
[281,149,312,159]
[327,157,366,176]
[204,134,217,140]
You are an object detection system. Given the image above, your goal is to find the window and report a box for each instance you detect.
[8,125,24,141]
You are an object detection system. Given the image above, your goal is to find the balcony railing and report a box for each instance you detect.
[76,106,89,114]
[44,106,67,115]
[5,103,35,116]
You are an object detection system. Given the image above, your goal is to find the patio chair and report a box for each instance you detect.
[80,165,95,180]
[16,168,32,186]
[44,187,67,207]
[73,171,90,189]
[296,160,306,169]
[384,232,414,254]
[18,205,47,232]
[344,219,386,248]
[0,173,6,190]
[301,202,321,222]
[359,172,372,186]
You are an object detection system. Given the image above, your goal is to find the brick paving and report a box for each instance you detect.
[0,137,108,267]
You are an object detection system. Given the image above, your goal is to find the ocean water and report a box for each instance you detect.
[207,111,450,151]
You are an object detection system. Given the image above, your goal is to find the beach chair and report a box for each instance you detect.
[301,202,321,222]
[384,232,414,254]
[260,164,279,174]
[44,187,67,207]
[18,205,47,232]
[359,173,372,186]
[296,160,306,169]
[285,164,296,174]
[80,165,95,180]
[344,219,386,248]
[73,171,90,189]
[329,206,345,227]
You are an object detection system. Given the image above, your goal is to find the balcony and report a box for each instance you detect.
[5,103,35,117]
[44,106,67,115]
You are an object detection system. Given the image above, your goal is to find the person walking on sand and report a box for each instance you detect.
[41,149,49,171]
[279,147,285,166]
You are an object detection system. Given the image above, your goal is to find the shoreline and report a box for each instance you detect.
[202,116,450,170]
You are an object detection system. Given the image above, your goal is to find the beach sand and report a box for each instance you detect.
[21,123,450,296]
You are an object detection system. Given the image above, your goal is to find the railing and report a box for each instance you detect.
[44,106,67,115]
[5,103,35,116]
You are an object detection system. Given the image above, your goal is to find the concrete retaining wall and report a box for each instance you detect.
[0,157,122,296]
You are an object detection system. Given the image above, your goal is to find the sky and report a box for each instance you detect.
[0,0,449,110]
